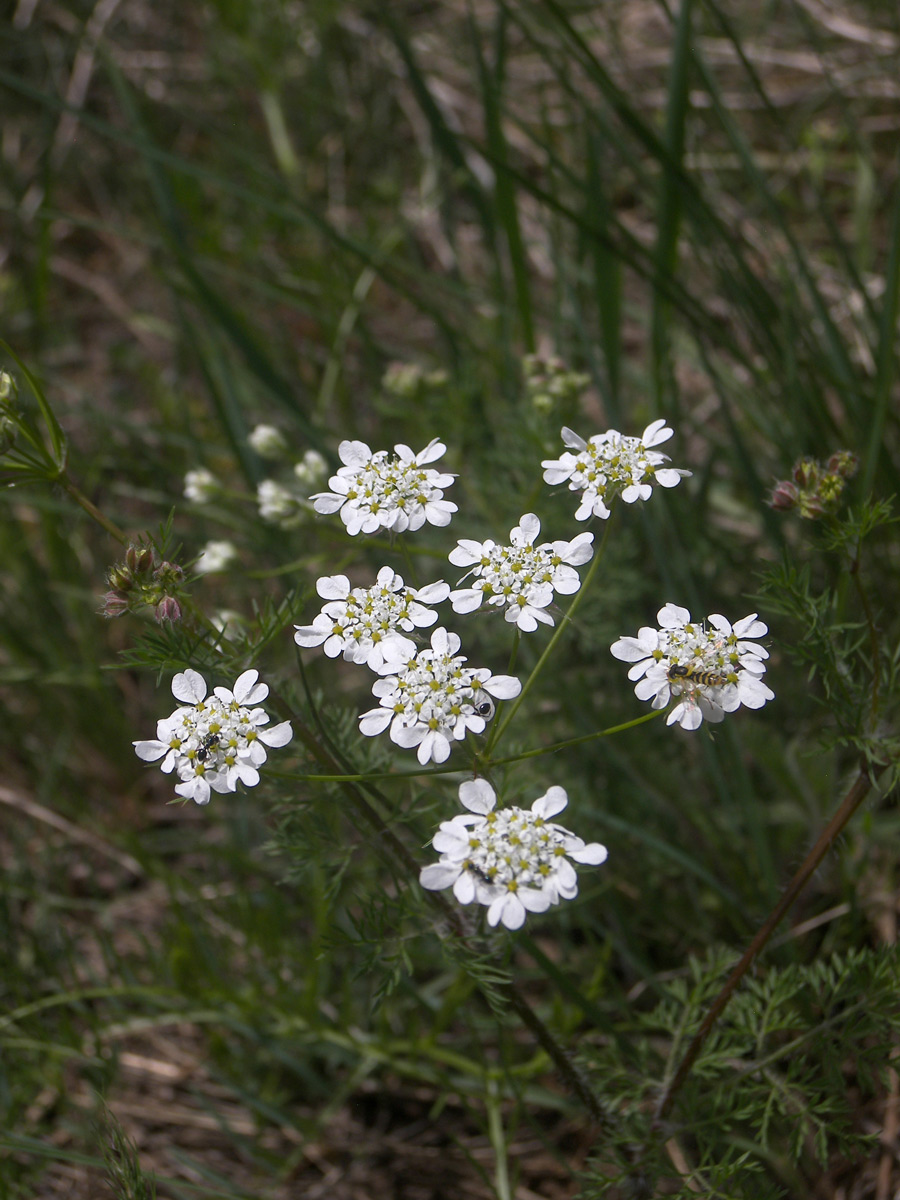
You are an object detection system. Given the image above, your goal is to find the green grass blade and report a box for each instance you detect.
[651,0,694,417]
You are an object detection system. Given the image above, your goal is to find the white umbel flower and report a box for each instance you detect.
[358,628,520,764]
[610,603,774,730]
[449,513,593,631]
[294,567,451,671]
[542,421,690,521]
[194,540,238,575]
[257,479,306,528]
[133,669,293,804]
[419,779,608,930]
[248,424,288,460]
[312,438,457,535]
[184,467,219,504]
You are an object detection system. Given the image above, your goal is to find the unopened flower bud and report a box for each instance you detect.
[0,372,14,404]
[769,480,799,511]
[248,424,289,460]
[101,590,130,618]
[792,458,818,488]
[107,565,134,592]
[798,493,826,520]
[154,595,182,624]
[154,561,185,587]
[827,450,858,479]
[124,544,155,576]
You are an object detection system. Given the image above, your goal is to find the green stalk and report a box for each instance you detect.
[485,514,614,755]
[653,764,879,1125]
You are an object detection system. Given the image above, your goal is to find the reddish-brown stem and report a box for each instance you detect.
[654,765,877,1125]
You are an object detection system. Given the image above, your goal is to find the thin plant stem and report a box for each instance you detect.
[268,690,606,1124]
[490,708,665,765]
[485,514,615,755]
[59,473,128,544]
[486,1078,512,1200]
[653,764,877,1125]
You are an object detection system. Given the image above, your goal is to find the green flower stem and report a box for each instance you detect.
[485,514,615,756]
[490,707,665,765]
[268,686,605,1126]
[507,628,521,676]
[486,1077,512,1200]
[653,763,879,1126]
[398,534,421,587]
[58,473,128,545]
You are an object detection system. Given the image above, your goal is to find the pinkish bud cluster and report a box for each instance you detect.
[101,543,187,624]
[769,451,858,520]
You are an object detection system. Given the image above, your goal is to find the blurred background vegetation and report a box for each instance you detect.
[1,0,900,1196]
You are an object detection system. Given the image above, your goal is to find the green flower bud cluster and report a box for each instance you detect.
[523,354,589,414]
[102,543,187,624]
[770,451,859,519]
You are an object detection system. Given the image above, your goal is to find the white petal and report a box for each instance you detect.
[453,872,477,904]
[311,492,344,514]
[449,588,483,613]
[512,513,541,545]
[359,708,393,736]
[415,437,447,465]
[561,427,587,451]
[459,779,496,814]
[571,841,608,865]
[175,776,212,805]
[642,419,673,447]
[532,786,568,819]
[482,674,521,699]
[232,669,266,705]
[316,574,351,600]
[133,739,168,762]
[420,862,461,891]
[488,893,525,930]
[338,439,372,466]
[172,669,207,704]
[412,580,451,604]
[258,720,293,747]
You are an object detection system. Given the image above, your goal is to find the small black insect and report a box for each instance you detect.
[195,732,221,763]
[472,690,495,720]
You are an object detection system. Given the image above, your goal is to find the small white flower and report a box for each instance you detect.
[312,438,457,535]
[449,513,593,632]
[294,567,451,670]
[294,449,328,489]
[184,468,219,504]
[133,668,292,803]
[194,540,239,575]
[248,424,289,460]
[358,628,520,764]
[610,603,774,730]
[542,421,690,521]
[257,479,306,528]
[419,780,607,930]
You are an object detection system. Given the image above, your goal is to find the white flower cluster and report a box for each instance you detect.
[133,669,292,804]
[359,629,520,764]
[542,420,690,521]
[610,603,774,730]
[194,540,238,575]
[420,780,607,930]
[312,438,457,535]
[449,513,594,631]
[294,567,450,670]
[184,467,219,504]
